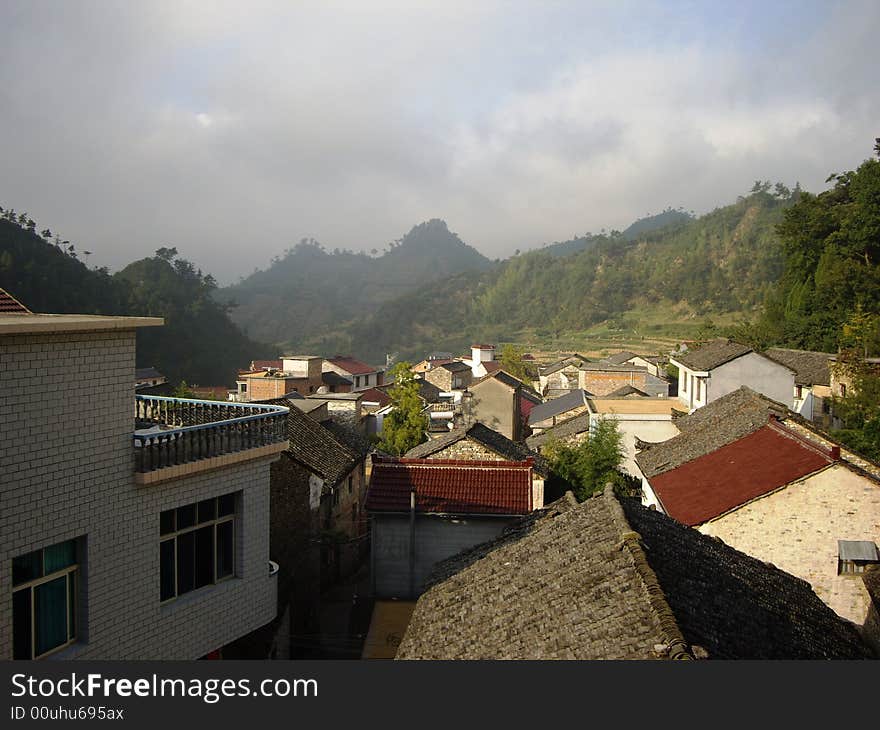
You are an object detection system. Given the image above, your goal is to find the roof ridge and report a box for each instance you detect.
[602,486,692,660]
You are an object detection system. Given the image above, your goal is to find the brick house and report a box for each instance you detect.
[366,456,538,598]
[1,308,287,659]
[537,353,590,397]
[578,361,669,397]
[324,356,384,392]
[236,355,324,401]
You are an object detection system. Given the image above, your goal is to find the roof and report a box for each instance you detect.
[765,348,833,386]
[0,313,163,334]
[251,359,283,371]
[266,397,362,486]
[328,356,378,375]
[481,361,503,374]
[135,367,164,380]
[539,354,590,376]
[648,421,836,526]
[380,378,443,404]
[403,423,549,477]
[359,387,391,407]
[0,288,31,314]
[471,369,539,396]
[396,487,873,660]
[578,361,649,373]
[838,540,880,562]
[528,389,590,426]
[525,412,591,449]
[366,456,535,515]
[439,360,472,373]
[636,387,789,478]
[670,339,754,372]
[605,384,650,398]
[603,350,638,365]
[321,371,353,386]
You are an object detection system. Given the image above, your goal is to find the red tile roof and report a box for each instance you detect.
[482,361,502,374]
[366,457,535,515]
[0,288,31,314]
[328,356,377,375]
[360,387,391,407]
[650,422,836,526]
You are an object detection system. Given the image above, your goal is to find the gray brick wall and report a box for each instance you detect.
[0,329,276,659]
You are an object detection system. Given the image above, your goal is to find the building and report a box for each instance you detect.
[395,487,873,659]
[537,353,590,397]
[2,309,288,659]
[765,347,834,424]
[465,370,534,441]
[366,456,539,598]
[669,339,794,413]
[461,344,500,379]
[527,389,591,433]
[577,361,669,397]
[324,356,384,392]
[421,360,472,392]
[236,355,324,401]
[636,387,880,634]
[135,366,166,388]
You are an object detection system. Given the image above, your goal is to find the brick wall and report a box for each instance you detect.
[0,329,276,659]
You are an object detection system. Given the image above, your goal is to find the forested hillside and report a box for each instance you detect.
[341,188,795,361]
[0,214,269,384]
[218,219,491,345]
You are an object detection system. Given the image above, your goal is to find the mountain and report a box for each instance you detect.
[218,218,491,348]
[0,212,269,385]
[339,190,795,361]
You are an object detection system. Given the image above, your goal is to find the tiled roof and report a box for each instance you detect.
[404,423,549,477]
[528,389,590,426]
[440,361,471,373]
[0,288,31,314]
[648,422,836,525]
[636,387,789,478]
[380,378,443,404]
[605,384,650,398]
[471,369,540,397]
[328,356,378,375]
[482,361,503,374]
[366,456,535,515]
[765,348,833,386]
[671,339,753,371]
[135,367,164,380]
[603,350,638,365]
[539,354,590,376]
[265,397,361,486]
[396,487,873,660]
[578,361,648,372]
[525,412,591,449]
[359,387,391,407]
[321,371,353,386]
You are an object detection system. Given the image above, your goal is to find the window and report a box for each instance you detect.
[239,383,247,393]
[682,372,687,393]
[695,378,702,401]
[12,538,80,659]
[795,385,803,399]
[840,383,847,397]
[354,376,360,388]
[160,493,236,602]
[348,476,353,494]
[837,540,879,575]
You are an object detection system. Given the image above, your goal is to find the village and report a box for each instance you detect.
[2,285,878,661]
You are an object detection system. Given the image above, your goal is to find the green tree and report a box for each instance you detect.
[543,417,625,501]
[499,343,532,382]
[377,362,428,455]
[173,380,196,398]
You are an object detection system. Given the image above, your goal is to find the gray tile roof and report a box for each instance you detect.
[440,361,471,373]
[528,389,590,426]
[635,387,789,478]
[765,348,833,386]
[603,351,639,365]
[525,412,591,449]
[578,361,649,372]
[539,354,591,376]
[396,487,873,660]
[671,339,753,371]
[404,422,549,477]
[605,384,651,398]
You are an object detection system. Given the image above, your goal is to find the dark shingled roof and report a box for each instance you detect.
[603,350,638,365]
[672,339,754,371]
[528,389,590,426]
[404,422,549,477]
[538,354,591,376]
[578,361,648,372]
[440,361,472,373]
[380,378,443,404]
[266,397,361,487]
[765,347,833,387]
[321,370,353,386]
[395,487,873,660]
[135,367,164,380]
[605,384,651,398]
[525,412,591,449]
[636,387,789,478]
[366,457,536,515]
[471,369,539,396]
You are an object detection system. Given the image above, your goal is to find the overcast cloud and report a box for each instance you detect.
[1,1,878,283]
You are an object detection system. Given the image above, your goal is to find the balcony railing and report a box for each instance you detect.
[134,395,288,474]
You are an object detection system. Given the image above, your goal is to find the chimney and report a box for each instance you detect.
[460,390,474,428]
[830,445,841,460]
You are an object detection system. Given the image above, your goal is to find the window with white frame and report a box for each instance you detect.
[12,538,80,659]
[160,493,236,602]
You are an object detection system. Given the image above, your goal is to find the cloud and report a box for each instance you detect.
[0,1,878,283]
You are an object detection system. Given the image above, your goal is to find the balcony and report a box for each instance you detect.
[134,395,289,484]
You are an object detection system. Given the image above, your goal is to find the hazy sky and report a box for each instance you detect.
[2,1,878,284]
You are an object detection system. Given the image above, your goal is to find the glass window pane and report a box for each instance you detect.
[216,521,234,579]
[12,589,32,659]
[218,494,235,517]
[160,540,176,601]
[160,510,175,535]
[44,540,76,573]
[12,550,42,585]
[194,526,214,589]
[197,499,216,523]
[177,504,196,530]
[68,572,77,641]
[34,576,68,656]
[176,532,195,595]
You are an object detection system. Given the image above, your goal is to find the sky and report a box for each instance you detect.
[2,0,878,284]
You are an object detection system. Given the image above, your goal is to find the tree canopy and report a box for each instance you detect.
[377,362,428,456]
[543,418,625,501]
